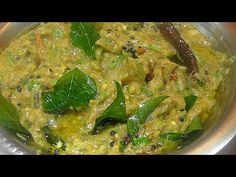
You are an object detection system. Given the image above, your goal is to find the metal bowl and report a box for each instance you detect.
[0,22,235,155]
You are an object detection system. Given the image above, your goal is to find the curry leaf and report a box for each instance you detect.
[42,125,66,149]
[42,68,97,114]
[161,117,203,142]
[92,81,126,133]
[71,22,100,60]
[182,117,203,145]
[162,95,198,141]
[187,117,203,133]
[0,94,31,140]
[54,68,97,107]
[132,136,150,146]
[184,95,197,112]
[41,91,70,114]
[127,96,169,137]
[160,133,185,141]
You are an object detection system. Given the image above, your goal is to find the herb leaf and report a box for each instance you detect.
[161,95,198,141]
[160,133,185,141]
[42,125,66,149]
[127,96,169,137]
[41,91,70,114]
[93,81,126,133]
[0,94,31,140]
[161,117,203,142]
[71,22,100,60]
[187,117,203,133]
[42,68,97,114]
[184,95,197,112]
[132,136,150,146]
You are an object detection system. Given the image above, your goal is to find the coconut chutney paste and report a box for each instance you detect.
[0,23,232,154]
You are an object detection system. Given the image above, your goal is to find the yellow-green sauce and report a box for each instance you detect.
[0,23,231,154]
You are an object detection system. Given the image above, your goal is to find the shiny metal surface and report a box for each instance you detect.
[0,22,235,155]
